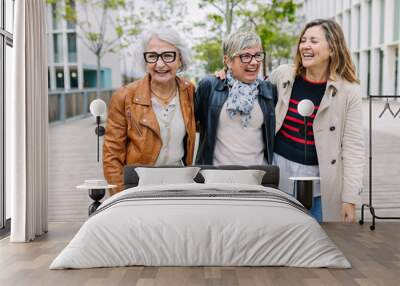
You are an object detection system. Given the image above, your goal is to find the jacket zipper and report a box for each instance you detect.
[127,109,143,137]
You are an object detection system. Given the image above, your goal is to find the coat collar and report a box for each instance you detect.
[278,66,340,116]
[215,77,273,100]
[278,65,340,94]
[131,74,190,106]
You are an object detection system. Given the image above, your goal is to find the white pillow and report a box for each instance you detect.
[200,169,266,185]
[135,167,201,186]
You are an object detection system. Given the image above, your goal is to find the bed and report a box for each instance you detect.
[50,165,350,269]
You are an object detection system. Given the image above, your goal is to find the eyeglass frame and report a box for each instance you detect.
[143,51,177,64]
[233,51,265,64]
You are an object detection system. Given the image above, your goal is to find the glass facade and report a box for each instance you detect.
[53,33,63,63]
[379,49,384,94]
[367,0,372,46]
[5,0,13,33]
[379,0,385,44]
[346,11,351,48]
[56,69,65,89]
[395,0,400,41]
[67,33,77,62]
[395,48,399,95]
[356,5,361,49]
[69,68,78,88]
[66,0,76,29]
[52,3,61,30]
[367,50,371,96]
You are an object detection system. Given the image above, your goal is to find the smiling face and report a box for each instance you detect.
[145,37,181,85]
[299,25,331,71]
[225,45,262,84]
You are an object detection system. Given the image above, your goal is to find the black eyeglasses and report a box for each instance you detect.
[143,51,177,63]
[235,52,265,63]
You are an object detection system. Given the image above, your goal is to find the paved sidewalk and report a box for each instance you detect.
[48,99,400,222]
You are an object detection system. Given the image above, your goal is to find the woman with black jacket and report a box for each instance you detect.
[195,31,277,166]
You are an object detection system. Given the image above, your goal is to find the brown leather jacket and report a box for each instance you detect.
[103,74,196,195]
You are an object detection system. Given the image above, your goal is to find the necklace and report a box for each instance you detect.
[151,86,176,105]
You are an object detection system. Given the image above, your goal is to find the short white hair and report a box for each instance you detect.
[135,26,192,75]
[223,31,262,59]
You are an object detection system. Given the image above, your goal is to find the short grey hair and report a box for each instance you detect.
[223,31,262,59]
[135,26,192,75]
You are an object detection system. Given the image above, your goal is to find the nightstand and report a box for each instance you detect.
[77,182,117,215]
[289,176,320,210]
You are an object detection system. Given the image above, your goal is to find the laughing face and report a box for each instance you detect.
[226,46,262,84]
[145,37,181,84]
[299,25,332,71]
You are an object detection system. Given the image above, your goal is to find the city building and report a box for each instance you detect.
[301,0,400,97]
[46,1,122,92]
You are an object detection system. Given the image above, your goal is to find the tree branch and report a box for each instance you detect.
[209,2,225,16]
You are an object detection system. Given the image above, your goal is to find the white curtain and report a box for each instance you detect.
[8,0,48,242]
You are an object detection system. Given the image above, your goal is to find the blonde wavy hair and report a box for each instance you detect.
[294,19,359,84]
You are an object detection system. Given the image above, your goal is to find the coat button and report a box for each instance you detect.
[331,159,336,165]
[330,126,335,131]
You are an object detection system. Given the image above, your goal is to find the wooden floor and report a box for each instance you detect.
[0,222,399,286]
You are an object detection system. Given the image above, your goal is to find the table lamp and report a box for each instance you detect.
[291,99,316,210]
[89,99,107,162]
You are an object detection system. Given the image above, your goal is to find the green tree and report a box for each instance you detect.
[199,0,244,36]
[119,0,191,80]
[243,0,297,75]
[194,38,224,74]
[196,0,297,76]
[48,0,127,98]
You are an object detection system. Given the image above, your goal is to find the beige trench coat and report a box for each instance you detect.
[269,64,365,221]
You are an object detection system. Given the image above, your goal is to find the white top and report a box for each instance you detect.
[213,100,266,166]
[152,90,186,166]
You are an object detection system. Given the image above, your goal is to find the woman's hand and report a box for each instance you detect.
[341,202,356,223]
[214,69,226,80]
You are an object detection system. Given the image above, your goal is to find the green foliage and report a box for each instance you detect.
[87,32,100,42]
[194,38,224,74]
[197,0,298,75]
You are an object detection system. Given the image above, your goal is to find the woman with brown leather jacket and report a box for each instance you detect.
[103,27,196,195]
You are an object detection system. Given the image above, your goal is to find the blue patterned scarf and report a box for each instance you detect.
[225,72,260,128]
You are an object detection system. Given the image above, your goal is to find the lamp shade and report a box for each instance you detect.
[297,99,315,117]
[89,99,107,117]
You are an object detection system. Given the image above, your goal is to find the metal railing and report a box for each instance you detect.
[48,88,115,123]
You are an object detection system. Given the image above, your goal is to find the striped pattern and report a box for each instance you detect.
[274,77,326,165]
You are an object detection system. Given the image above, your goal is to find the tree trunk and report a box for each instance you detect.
[262,43,267,78]
[226,0,232,35]
[96,53,101,99]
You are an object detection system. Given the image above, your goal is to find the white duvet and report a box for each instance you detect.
[50,183,350,269]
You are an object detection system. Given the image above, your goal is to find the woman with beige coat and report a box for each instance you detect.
[269,19,364,223]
